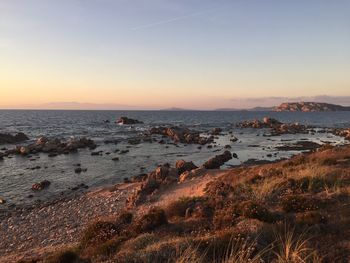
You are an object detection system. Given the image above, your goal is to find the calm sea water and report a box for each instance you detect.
[0,110,349,208]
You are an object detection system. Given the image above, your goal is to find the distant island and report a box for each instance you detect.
[274,102,350,112]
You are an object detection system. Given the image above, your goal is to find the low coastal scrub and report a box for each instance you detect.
[40,145,350,262]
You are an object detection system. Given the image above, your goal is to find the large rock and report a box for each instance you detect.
[202,150,232,169]
[175,160,198,174]
[128,164,180,206]
[117,117,143,125]
[0,132,29,144]
[150,126,213,145]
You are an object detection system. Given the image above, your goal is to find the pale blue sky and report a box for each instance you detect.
[1,0,350,109]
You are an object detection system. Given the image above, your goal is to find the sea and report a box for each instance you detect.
[0,110,349,208]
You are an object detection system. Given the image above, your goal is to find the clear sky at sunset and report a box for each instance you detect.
[1,0,349,109]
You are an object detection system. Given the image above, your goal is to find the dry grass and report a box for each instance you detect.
[39,145,350,262]
[272,227,321,263]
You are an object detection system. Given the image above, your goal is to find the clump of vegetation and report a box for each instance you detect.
[165,196,213,220]
[44,249,81,263]
[234,200,277,223]
[281,195,322,213]
[80,211,132,248]
[133,207,168,233]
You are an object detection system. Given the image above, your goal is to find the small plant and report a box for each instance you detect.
[281,195,321,213]
[133,207,168,233]
[235,200,276,223]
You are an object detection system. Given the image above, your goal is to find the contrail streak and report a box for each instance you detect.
[131,9,215,31]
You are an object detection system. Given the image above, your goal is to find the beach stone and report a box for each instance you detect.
[0,198,6,204]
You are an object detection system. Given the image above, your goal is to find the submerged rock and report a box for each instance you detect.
[276,141,321,151]
[0,132,29,144]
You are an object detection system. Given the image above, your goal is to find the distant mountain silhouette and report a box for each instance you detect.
[214,106,274,111]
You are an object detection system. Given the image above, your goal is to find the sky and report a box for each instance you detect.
[0,0,350,109]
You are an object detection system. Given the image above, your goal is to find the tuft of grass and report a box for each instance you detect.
[218,236,268,263]
[272,227,321,263]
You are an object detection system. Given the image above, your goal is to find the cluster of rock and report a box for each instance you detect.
[0,132,29,144]
[150,126,213,145]
[117,117,143,125]
[270,122,309,135]
[332,128,350,141]
[236,117,309,135]
[1,136,96,157]
[236,117,282,129]
[274,102,350,112]
[127,151,234,206]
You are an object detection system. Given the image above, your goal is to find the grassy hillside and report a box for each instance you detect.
[28,145,350,263]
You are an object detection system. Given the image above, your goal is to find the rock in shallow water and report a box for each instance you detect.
[31,180,51,191]
[116,117,143,125]
[150,126,213,145]
[202,150,232,169]
[0,132,29,144]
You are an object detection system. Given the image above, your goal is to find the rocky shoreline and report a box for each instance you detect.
[1,116,350,262]
[1,142,349,262]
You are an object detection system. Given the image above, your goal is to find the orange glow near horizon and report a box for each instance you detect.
[1,1,350,109]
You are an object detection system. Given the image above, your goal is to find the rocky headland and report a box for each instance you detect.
[274,102,350,112]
